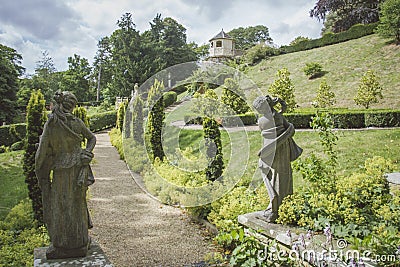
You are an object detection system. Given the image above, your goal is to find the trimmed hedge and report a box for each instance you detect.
[184,112,257,127]
[281,23,378,54]
[287,109,400,129]
[0,123,26,147]
[88,110,117,132]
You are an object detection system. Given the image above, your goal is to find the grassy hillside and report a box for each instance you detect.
[246,34,400,109]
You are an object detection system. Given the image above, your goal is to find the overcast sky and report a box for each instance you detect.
[0,0,323,74]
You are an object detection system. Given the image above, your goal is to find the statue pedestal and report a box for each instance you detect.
[34,241,113,267]
[238,211,378,267]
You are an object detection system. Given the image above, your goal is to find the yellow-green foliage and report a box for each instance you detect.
[109,128,124,160]
[208,185,269,231]
[0,199,49,267]
[72,106,89,127]
[278,156,396,237]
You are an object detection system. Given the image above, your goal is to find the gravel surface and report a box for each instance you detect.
[88,131,215,267]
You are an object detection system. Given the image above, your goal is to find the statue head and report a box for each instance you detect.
[252,95,278,113]
[54,91,77,113]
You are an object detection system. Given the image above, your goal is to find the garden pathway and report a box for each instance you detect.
[88,131,215,267]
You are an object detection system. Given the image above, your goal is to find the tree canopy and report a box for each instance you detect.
[228,25,273,50]
[310,0,383,32]
[0,44,24,123]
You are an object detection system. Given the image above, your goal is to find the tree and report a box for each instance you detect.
[354,70,383,109]
[376,0,400,44]
[220,78,249,115]
[23,90,47,224]
[313,79,336,108]
[268,68,296,112]
[109,13,142,99]
[0,44,24,124]
[289,36,312,46]
[310,0,382,32]
[303,62,324,79]
[146,79,165,161]
[228,25,273,50]
[59,54,93,102]
[93,37,113,102]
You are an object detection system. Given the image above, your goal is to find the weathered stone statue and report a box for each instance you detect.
[35,91,96,259]
[253,95,302,222]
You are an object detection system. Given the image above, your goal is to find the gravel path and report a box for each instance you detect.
[88,131,215,267]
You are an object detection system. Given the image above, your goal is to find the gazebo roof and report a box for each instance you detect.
[209,29,233,42]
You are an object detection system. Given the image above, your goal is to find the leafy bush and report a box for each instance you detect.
[116,100,128,131]
[0,199,49,267]
[365,110,400,127]
[303,62,323,79]
[73,106,89,126]
[0,123,26,147]
[220,78,250,115]
[354,70,383,109]
[23,90,47,224]
[109,128,124,160]
[146,79,165,161]
[221,112,257,127]
[268,68,296,112]
[243,44,280,65]
[88,110,117,132]
[163,91,177,108]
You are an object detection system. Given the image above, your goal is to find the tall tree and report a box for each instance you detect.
[377,0,400,44]
[0,44,24,124]
[59,54,93,102]
[228,25,273,50]
[93,37,113,102]
[310,0,382,32]
[109,13,142,98]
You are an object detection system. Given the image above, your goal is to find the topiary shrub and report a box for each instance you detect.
[163,91,177,108]
[146,79,165,161]
[73,106,89,127]
[23,90,47,224]
[0,123,26,147]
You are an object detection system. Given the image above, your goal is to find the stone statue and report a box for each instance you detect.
[35,91,96,259]
[253,95,302,222]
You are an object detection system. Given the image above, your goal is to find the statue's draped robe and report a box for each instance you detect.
[35,114,95,257]
[258,111,302,212]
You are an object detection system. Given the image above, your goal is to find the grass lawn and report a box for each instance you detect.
[246,34,400,109]
[176,128,400,189]
[0,151,28,219]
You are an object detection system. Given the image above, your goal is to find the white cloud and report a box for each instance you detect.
[0,0,323,74]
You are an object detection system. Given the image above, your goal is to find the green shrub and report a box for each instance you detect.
[109,128,124,160]
[163,91,177,108]
[73,106,89,127]
[203,117,224,181]
[146,79,165,161]
[220,78,250,115]
[243,44,280,65]
[331,112,366,128]
[0,123,26,147]
[268,68,296,112]
[88,110,117,132]
[303,62,323,79]
[365,110,400,127]
[221,112,257,126]
[354,70,383,109]
[0,200,49,267]
[285,113,313,128]
[116,101,128,132]
[23,90,47,224]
